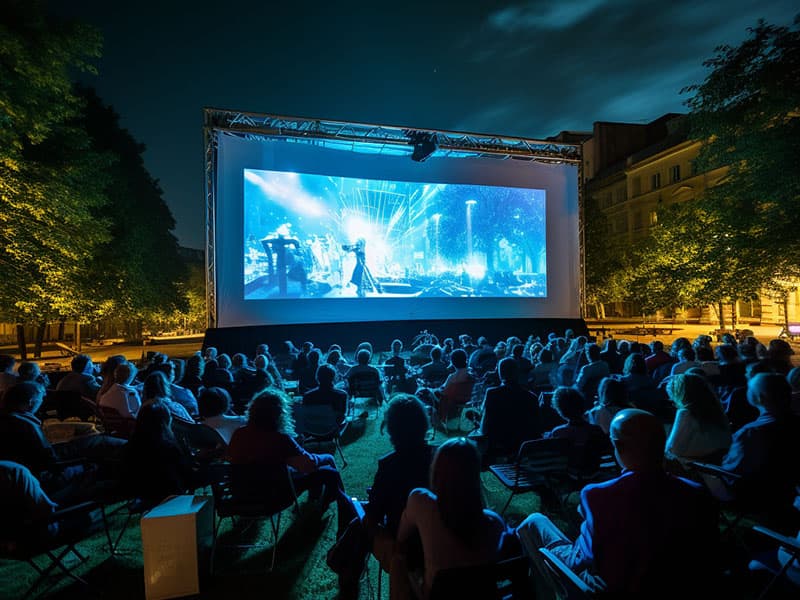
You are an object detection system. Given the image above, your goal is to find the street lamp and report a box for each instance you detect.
[465,199,477,261]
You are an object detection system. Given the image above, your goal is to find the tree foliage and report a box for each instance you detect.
[0,1,111,325]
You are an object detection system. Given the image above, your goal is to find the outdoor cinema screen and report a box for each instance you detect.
[243,170,547,301]
[212,131,580,327]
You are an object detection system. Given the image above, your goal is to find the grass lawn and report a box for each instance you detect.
[1,407,565,600]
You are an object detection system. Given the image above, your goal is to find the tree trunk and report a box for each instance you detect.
[34,321,46,359]
[58,319,65,341]
[784,295,790,335]
[730,301,737,333]
[16,324,27,361]
[717,301,725,330]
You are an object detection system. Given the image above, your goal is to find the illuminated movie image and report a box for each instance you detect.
[243,169,546,299]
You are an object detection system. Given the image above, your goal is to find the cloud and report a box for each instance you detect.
[489,0,609,32]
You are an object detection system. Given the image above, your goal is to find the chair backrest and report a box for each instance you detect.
[516,437,571,476]
[538,547,599,599]
[171,418,223,458]
[98,405,136,438]
[349,370,383,400]
[428,555,530,600]
[443,379,475,405]
[40,389,88,421]
[294,403,342,437]
[209,462,298,518]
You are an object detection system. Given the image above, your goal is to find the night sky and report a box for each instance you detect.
[53,0,798,250]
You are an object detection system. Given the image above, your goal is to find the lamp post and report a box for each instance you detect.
[465,199,477,262]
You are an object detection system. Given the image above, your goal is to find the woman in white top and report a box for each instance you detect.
[391,437,507,600]
[98,362,141,419]
[665,372,732,465]
[198,386,245,445]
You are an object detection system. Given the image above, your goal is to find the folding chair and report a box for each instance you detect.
[208,462,300,574]
[749,524,800,599]
[538,547,599,599]
[489,437,571,516]
[0,500,106,599]
[294,403,349,468]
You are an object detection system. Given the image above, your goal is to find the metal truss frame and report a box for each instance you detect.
[202,107,583,328]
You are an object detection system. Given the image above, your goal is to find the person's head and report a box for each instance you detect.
[767,339,795,363]
[666,373,726,426]
[512,344,525,359]
[597,376,630,408]
[71,354,93,375]
[671,337,691,356]
[538,348,553,364]
[187,353,205,378]
[585,343,601,362]
[747,372,792,415]
[391,339,403,355]
[133,399,174,442]
[246,389,295,435]
[609,408,666,470]
[217,353,232,370]
[232,353,248,369]
[443,338,454,350]
[326,349,342,366]
[677,347,696,362]
[114,362,137,386]
[204,346,218,361]
[603,338,618,352]
[254,354,269,371]
[623,353,647,376]
[429,346,443,362]
[458,334,472,347]
[695,346,714,362]
[315,363,336,387]
[449,349,467,369]
[429,437,484,544]
[715,343,739,364]
[738,341,758,362]
[650,340,664,354]
[356,349,371,366]
[618,340,631,356]
[307,349,322,367]
[382,394,429,452]
[3,381,46,414]
[477,336,488,347]
[143,371,171,401]
[356,341,372,357]
[745,359,775,380]
[100,355,127,379]
[498,357,518,384]
[493,342,507,358]
[16,361,41,382]
[721,332,737,345]
[151,360,175,384]
[788,367,800,392]
[198,386,232,418]
[0,354,15,374]
[255,343,269,357]
[552,386,587,422]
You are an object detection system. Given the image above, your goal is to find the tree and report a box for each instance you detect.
[78,87,187,337]
[0,1,110,357]
[682,14,800,319]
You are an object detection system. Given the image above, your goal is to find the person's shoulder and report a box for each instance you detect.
[406,487,435,507]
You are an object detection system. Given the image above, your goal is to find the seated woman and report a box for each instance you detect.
[391,437,507,600]
[665,372,732,469]
[121,399,198,509]
[366,395,435,576]
[226,389,358,536]
[98,361,141,419]
[198,386,246,445]
[586,376,632,435]
[544,386,609,476]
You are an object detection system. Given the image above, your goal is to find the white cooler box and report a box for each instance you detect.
[141,494,214,600]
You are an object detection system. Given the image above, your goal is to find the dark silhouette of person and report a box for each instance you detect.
[344,238,381,297]
[262,234,301,296]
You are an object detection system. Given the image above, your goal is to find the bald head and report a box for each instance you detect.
[610,408,666,470]
[747,372,791,414]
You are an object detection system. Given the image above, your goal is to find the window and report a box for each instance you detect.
[670,165,681,183]
[615,187,626,204]
[632,176,641,196]
[633,211,643,230]
[602,193,612,209]
[651,173,661,190]
[615,215,628,234]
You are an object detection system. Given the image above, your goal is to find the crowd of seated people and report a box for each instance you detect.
[0,326,797,599]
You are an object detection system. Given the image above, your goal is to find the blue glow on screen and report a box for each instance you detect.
[243,169,546,300]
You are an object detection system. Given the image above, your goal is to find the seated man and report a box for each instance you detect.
[97,361,141,419]
[55,354,101,401]
[477,357,542,463]
[432,349,474,423]
[516,408,721,595]
[300,364,348,425]
[418,346,449,389]
[345,349,385,407]
[573,343,610,409]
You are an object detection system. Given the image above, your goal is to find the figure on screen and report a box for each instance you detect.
[262,233,301,296]
[342,238,382,297]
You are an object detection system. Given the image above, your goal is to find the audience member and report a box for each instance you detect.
[56,354,101,400]
[301,364,348,425]
[586,376,632,435]
[598,338,623,375]
[366,395,435,576]
[227,389,358,536]
[141,371,193,422]
[620,353,656,393]
[0,354,17,402]
[152,361,199,417]
[573,343,610,407]
[198,386,245,445]
[644,340,671,374]
[477,357,541,463]
[516,408,721,594]
[391,437,507,600]
[180,353,205,398]
[418,346,449,388]
[346,349,385,406]
[97,361,141,419]
[16,361,51,389]
[544,386,608,476]
[97,355,127,399]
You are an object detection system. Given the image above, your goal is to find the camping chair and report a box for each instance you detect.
[489,437,571,516]
[208,462,300,574]
[98,405,137,439]
[538,547,599,600]
[435,378,476,436]
[420,555,532,600]
[294,403,349,468]
[749,524,800,599]
[348,370,385,418]
[0,500,107,599]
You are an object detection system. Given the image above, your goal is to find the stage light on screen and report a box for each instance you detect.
[243,168,547,300]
